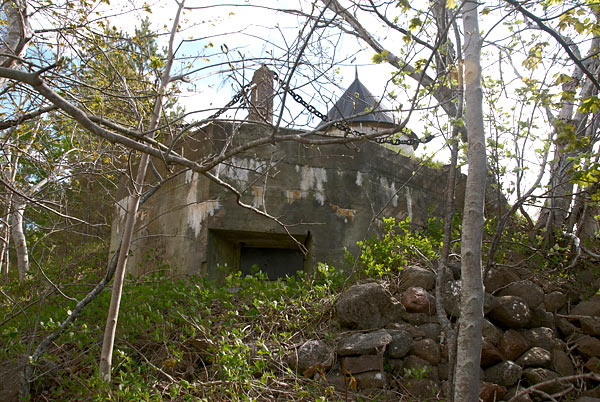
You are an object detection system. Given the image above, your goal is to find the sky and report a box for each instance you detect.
[90,0,403,129]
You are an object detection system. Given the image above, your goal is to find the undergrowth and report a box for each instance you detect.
[2,214,596,401]
[1,262,347,401]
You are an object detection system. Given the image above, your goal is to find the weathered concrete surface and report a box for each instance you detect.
[110,122,466,280]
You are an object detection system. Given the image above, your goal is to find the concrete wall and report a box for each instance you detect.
[109,122,466,280]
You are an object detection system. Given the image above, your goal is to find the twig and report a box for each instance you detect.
[508,373,600,402]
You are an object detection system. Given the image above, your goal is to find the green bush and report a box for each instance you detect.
[353,217,441,277]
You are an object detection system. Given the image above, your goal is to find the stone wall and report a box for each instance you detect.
[289,266,600,401]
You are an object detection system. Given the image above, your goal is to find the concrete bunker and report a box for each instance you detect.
[109,67,469,281]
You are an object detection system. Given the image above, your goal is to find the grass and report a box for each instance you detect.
[1,260,351,401]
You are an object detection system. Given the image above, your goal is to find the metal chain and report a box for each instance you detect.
[209,72,435,147]
[206,82,254,121]
[273,71,435,147]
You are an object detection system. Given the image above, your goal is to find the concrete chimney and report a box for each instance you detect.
[248,65,274,124]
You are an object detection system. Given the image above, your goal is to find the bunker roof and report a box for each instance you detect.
[319,69,395,128]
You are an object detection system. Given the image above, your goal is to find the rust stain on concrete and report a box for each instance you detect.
[330,204,357,222]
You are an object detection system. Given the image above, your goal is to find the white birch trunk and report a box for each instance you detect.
[11,200,27,281]
[453,1,486,401]
[98,1,184,382]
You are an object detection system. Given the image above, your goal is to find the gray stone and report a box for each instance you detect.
[575,335,600,359]
[499,329,530,361]
[398,265,436,291]
[479,381,507,402]
[489,295,531,328]
[481,339,504,367]
[336,282,405,329]
[482,318,503,346]
[521,327,558,352]
[400,287,436,315]
[484,361,523,387]
[552,347,575,376]
[544,291,567,312]
[354,371,387,389]
[341,355,382,375]
[516,347,552,368]
[556,316,577,337]
[484,266,521,293]
[572,300,600,317]
[529,306,556,330]
[386,329,413,359]
[581,316,600,336]
[290,339,334,377]
[336,329,392,356]
[418,323,441,341]
[409,338,441,365]
[497,280,544,310]
[576,397,600,402]
[443,280,461,317]
[522,367,564,394]
[585,356,600,374]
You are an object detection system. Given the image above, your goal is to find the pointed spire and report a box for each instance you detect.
[355,65,358,80]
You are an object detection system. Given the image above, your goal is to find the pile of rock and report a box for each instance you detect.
[287,265,600,401]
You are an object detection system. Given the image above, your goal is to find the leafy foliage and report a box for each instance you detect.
[352,217,441,277]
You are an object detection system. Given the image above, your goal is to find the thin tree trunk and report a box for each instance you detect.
[0,192,13,282]
[11,200,28,281]
[453,1,486,401]
[98,1,184,382]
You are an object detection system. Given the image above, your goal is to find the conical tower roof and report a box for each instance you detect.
[319,70,395,129]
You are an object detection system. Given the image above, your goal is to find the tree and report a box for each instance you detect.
[454,1,485,400]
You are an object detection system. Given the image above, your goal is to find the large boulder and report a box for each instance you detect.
[398,265,436,291]
[484,361,523,387]
[497,280,544,310]
[337,329,392,356]
[336,282,405,329]
[400,287,436,315]
[489,295,531,328]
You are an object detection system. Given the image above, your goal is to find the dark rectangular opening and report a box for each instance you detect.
[207,228,310,281]
[239,246,304,279]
